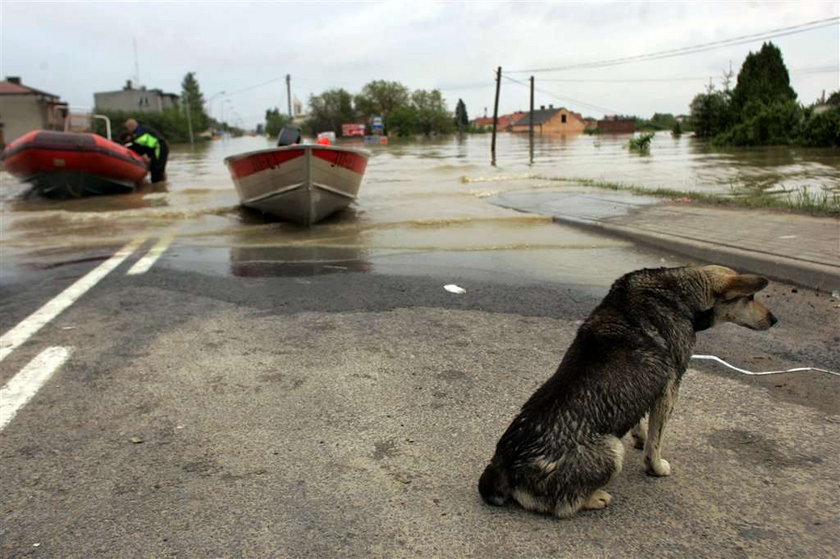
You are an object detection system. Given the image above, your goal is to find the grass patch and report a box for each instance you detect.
[540,176,840,217]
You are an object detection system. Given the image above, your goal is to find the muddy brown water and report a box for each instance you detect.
[1,132,838,285]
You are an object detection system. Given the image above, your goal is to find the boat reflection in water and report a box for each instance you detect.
[228,206,372,277]
[7,177,169,214]
[229,244,372,277]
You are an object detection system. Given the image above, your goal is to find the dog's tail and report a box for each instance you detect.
[478,462,510,506]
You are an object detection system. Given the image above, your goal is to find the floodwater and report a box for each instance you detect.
[1,132,838,286]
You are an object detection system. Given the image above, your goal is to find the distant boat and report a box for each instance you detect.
[224,144,370,226]
[0,130,148,198]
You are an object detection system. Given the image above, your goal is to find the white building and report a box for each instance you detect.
[0,76,66,146]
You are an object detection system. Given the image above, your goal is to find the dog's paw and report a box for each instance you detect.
[645,457,671,477]
[583,489,613,510]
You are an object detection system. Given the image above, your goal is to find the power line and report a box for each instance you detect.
[502,74,619,114]
[226,76,286,96]
[533,65,839,83]
[508,16,839,73]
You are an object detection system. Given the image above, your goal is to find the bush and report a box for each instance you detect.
[671,120,683,136]
[265,108,291,138]
[628,131,655,151]
[93,108,206,144]
[386,106,420,137]
[798,107,840,147]
[713,100,803,146]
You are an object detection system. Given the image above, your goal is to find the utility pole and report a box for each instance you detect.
[184,97,194,144]
[529,76,534,164]
[491,66,501,165]
[286,74,292,118]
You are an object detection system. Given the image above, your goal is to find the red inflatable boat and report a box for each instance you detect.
[0,130,148,197]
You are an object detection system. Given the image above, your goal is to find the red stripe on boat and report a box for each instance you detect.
[312,148,368,175]
[228,149,304,179]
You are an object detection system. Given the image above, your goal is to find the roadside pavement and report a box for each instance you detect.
[492,186,840,292]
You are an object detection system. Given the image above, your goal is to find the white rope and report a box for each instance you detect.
[691,354,840,377]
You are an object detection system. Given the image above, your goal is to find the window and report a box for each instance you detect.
[561,114,567,123]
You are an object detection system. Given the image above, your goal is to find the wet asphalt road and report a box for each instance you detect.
[1,240,838,557]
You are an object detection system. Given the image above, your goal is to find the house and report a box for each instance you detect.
[510,105,587,134]
[472,111,526,132]
[813,103,833,116]
[94,81,179,113]
[597,115,635,134]
[0,76,67,146]
[472,116,494,129]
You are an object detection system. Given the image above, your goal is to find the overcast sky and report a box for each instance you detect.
[2,1,838,128]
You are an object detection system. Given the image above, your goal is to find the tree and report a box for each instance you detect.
[671,119,682,137]
[411,89,454,135]
[731,42,796,115]
[181,72,210,131]
[689,87,730,138]
[354,80,411,123]
[636,113,677,131]
[384,89,455,136]
[455,99,469,132]
[307,88,356,134]
[264,107,291,137]
[386,106,420,137]
[798,106,840,147]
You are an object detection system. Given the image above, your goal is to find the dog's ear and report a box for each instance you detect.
[719,274,769,300]
[700,266,769,300]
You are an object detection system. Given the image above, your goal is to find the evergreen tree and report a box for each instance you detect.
[181,72,210,131]
[731,42,796,114]
[455,99,469,132]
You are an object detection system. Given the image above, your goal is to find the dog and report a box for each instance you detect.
[478,265,777,518]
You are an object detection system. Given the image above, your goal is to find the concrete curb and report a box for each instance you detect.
[552,215,840,293]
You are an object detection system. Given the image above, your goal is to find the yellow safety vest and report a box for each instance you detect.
[134,132,161,159]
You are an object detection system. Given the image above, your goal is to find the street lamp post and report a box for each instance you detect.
[220,99,234,138]
[206,90,226,124]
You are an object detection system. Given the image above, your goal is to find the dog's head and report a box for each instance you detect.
[696,265,778,330]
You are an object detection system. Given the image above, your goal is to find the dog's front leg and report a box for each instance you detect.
[644,379,679,477]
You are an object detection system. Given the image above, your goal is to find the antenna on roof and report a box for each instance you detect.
[133,36,141,87]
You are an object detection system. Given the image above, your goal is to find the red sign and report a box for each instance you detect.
[341,123,365,137]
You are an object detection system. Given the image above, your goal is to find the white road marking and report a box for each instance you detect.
[0,346,73,432]
[126,235,174,275]
[0,238,144,364]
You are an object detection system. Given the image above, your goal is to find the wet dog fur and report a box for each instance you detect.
[478,265,777,518]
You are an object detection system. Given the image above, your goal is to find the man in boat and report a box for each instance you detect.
[124,118,169,183]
